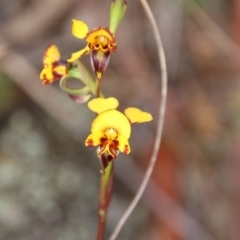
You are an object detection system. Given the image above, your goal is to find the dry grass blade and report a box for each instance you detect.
[109,0,168,239]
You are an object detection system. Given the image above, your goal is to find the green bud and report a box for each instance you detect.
[109,0,127,34]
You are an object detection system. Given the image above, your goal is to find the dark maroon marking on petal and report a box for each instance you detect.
[42,79,51,85]
[100,137,108,144]
[52,61,67,79]
[52,60,67,68]
[41,61,67,84]
[100,153,109,170]
[109,140,119,158]
[88,42,93,49]
[108,145,117,159]
[86,139,94,146]
[52,71,62,81]
[107,154,114,162]
[41,72,53,85]
[94,43,100,50]
[99,144,107,155]
[53,62,67,79]
[102,45,108,50]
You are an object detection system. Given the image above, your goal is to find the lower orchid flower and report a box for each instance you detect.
[85,97,153,169]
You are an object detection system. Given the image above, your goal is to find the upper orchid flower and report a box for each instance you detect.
[68,20,116,62]
[85,97,153,168]
[40,44,67,85]
[68,20,116,78]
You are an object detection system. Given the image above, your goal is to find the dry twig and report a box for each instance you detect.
[109,0,168,239]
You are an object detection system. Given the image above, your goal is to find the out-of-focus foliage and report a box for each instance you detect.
[0,73,20,118]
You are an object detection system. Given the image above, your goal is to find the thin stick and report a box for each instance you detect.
[109,0,168,239]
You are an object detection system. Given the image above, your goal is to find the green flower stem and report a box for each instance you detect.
[96,77,102,98]
[109,0,127,34]
[97,161,114,240]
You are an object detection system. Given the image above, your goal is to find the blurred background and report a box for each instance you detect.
[0,0,239,239]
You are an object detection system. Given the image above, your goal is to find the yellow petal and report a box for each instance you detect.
[40,68,46,80]
[124,107,153,124]
[40,67,53,81]
[72,19,89,39]
[117,135,131,154]
[54,65,66,75]
[43,44,61,65]
[85,131,104,147]
[91,109,131,139]
[67,45,90,62]
[88,97,119,114]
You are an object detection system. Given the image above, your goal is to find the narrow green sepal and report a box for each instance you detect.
[76,61,104,97]
[109,0,127,34]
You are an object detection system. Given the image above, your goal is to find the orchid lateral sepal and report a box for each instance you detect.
[75,60,104,97]
[90,50,111,79]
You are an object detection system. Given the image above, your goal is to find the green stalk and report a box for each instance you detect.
[76,61,104,97]
[96,161,114,240]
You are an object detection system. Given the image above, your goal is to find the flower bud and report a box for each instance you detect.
[109,0,127,34]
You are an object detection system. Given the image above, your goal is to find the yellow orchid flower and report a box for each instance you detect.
[85,98,153,164]
[40,44,67,85]
[68,20,116,63]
